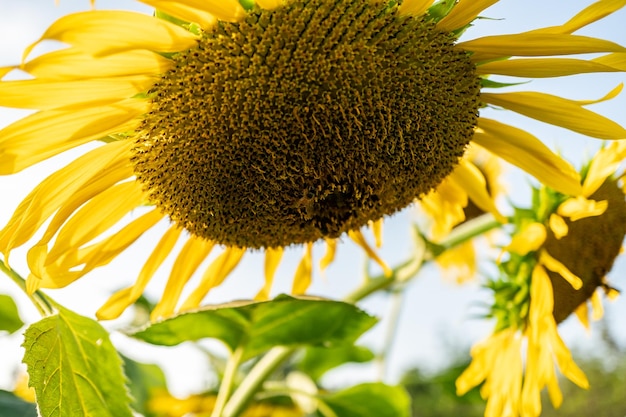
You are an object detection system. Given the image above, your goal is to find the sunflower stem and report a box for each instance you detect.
[0,261,53,317]
[212,345,245,417]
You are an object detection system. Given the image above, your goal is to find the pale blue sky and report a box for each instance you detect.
[1,0,625,395]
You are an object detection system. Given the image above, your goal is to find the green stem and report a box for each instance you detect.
[0,261,53,316]
[212,346,245,417]
[221,212,501,416]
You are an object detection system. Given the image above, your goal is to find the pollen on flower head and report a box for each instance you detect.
[132,0,480,248]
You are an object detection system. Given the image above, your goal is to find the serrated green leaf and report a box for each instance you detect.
[318,383,411,417]
[22,306,133,417]
[298,345,375,381]
[0,390,37,417]
[132,295,377,361]
[0,294,24,334]
[122,355,168,417]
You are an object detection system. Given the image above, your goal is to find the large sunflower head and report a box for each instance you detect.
[1,0,626,318]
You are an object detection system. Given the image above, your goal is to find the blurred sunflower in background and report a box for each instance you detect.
[456,141,626,417]
[1,0,626,320]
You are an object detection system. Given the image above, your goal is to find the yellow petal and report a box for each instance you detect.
[348,230,392,277]
[181,246,246,310]
[139,0,216,27]
[473,119,582,195]
[96,287,135,320]
[23,48,172,80]
[0,76,153,110]
[419,179,468,240]
[476,57,621,78]
[255,0,284,10]
[582,141,626,196]
[0,99,147,173]
[0,141,130,259]
[573,82,623,105]
[370,219,384,248]
[255,247,284,301]
[593,52,626,70]
[460,33,626,63]
[590,290,604,320]
[319,239,337,272]
[539,250,583,290]
[557,196,607,221]
[504,223,546,256]
[151,237,215,320]
[23,10,198,60]
[45,181,145,265]
[436,0,498,32]
[292,243,313,295]
[173,0,246,22]
[548,214,568,240]
[574,302,590,330]
[607,286,620,300]
[448,159,506,223]
[481,90,626,140]
[531,0,626,34]
[551,329,589,389]
[398,0,434,17]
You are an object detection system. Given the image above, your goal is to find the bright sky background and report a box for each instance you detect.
[1,0,626,397]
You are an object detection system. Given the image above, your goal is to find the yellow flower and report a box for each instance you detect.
[1,0,626,319]
[457,144,626,417]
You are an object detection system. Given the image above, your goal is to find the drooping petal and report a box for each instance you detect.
[370,219,384,248]
[255,247,284,300]
[0,99,147,173]
[419,179,468,240]
[0,141,130,260]
[348,230,392,277]
[503,223,547,256]
[96,287,136,320]
[539,251,583,290]
[436,0,498,32]
[23,10,198,60]
[582,141,626,196]
[460,33,626,63]
[448,160,506,223]
[152,237,216,319]
[557,196,607,221]
[181,246,247,310]
[167,0,246,22]
[397,0,434,17]
[319,239,337,272]
[0,76,154,110]
[23,48,172,80]
[292,243,313,294]
[138,0,216,27]
[530,0,626,34]
[476,57,620,78]
[574,302,590,330]
[481,90,626,139]
[473,119,582,195]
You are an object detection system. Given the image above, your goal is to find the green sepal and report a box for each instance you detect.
[0,294,24,334]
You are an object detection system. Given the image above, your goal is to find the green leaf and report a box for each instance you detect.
[0,294,24,334]
[318,383,411,417]
[122,355,168,417]
[480,78,528,89]
[0,390,37,417]
[298,345,375,381]
[132,294,377,361]
[22,306,133,417]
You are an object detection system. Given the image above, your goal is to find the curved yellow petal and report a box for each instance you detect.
[0,76,153,110]
[504,222,546,256]
[139,0,216,27]
[574,301,590,330]
[348,230,392,277]
[292,243,313,295]
[531,0,626,34]
[96,287,135,320]
[539,250,583,290]
[582,141,626,196]
[448,160,506,223]
[548,214,568,240]
[255,247,284,301]
[23,10,198,60]
[460,33,626,63]
[0,141,130,259]
[476,57,620,78]
[0,100,147,174]
[557,196,607,221]
[593,52,626,70]
[181,246,246,310]
[398,0,434,17]
[152,237,215,319]
[473,119,582,195]
[319,239,337,272]
[255,0,284,10]
[550,328,589,389]
[370,219,384,248]
[481,91,626,139]
[23,48,172,80]
[419,179,468,240]
[436,0,498,32]
[45,181,145,265]
[172,0,246,22]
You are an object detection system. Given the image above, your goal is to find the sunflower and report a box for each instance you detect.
[456,141,626,417]
[1,0,626,320]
